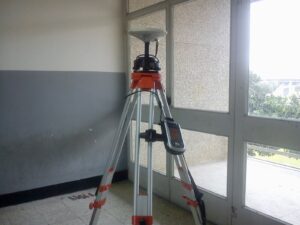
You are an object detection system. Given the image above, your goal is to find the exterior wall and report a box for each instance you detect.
[0,0,126,195]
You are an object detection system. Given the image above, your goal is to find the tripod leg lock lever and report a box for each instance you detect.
[182,196,199,207]
[108,167,115,173]
[89,198,106,209]
[139,129,163,142]
[181,181,193,191]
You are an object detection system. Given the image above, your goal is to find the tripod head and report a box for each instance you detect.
[129,28,167,72]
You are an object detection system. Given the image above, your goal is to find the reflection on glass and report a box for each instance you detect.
[173,0,230,112]
[128,0,164,13]
[246,142,300,224]
[131,121,166,174]
[249,0,300,120]
[174,130,228,196]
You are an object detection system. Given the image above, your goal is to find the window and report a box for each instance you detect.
[246,142,300,224]
[173,0,230,112]
[248,0,300,120]
[174,129,228,196]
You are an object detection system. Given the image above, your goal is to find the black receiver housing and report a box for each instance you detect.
[133,41,160,72]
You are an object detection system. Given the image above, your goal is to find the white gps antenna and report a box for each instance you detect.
[129,28,167,43]
[129,28,167,72]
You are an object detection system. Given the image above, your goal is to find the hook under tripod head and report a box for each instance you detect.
[129,28,167,72]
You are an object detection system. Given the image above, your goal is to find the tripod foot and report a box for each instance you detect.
[140,220,146,225]
[132,216,153,225]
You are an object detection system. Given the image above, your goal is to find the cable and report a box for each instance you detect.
[155,39,159,57]
[183,155,207,225]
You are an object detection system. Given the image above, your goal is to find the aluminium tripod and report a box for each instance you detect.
[89,29,206,225]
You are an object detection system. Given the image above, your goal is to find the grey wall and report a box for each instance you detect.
[0,0,126,195]
[0,71,127,195]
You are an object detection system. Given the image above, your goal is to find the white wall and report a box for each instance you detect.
[0,0,125,72]
[0,0,127,194]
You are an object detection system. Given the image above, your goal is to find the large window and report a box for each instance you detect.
[236,0,300,224]
[248,0,300,120]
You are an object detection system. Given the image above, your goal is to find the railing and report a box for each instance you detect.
[248,144,300,160]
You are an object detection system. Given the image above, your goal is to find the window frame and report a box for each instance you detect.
[126,0,300,224]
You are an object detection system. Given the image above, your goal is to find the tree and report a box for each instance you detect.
[248,72,300,120]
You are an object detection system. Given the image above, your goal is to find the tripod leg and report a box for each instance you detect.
[146,91,155,215]
[155,89,172,118]
[174,155,203,225]
[89,91,139,225]
[132,90,155,225]
[133,91,142,216]
[155,88,204,225]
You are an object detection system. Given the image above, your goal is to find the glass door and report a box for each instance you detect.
[127,0,233,224]
[233,0,300,224]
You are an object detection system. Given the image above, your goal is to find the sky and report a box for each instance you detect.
[250,0,300,80]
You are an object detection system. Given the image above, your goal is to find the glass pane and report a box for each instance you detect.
[249,0,300,120]
[129,10,166,104]
[128,0,164,13]
[246,143,300,224]
[174,130,228,196]
[173,0,230,112]
[131,121,166,174]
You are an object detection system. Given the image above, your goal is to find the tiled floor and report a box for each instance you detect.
[0,180,204,225]
[183,158,300,225]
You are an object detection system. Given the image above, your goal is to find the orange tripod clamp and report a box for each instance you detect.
[130,72,163,90]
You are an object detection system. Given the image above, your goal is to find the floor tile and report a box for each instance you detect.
[80,209,122,225]
[0,180,207,225]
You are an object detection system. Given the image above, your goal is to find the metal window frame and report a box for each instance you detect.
[232,0,300,225]
[126,0,300,224]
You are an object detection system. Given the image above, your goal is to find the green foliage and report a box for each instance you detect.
[248,72,300,119]
[248,144,275,157]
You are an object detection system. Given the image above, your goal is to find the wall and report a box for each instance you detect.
[0,0,126,195]
[0,0,124,71]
